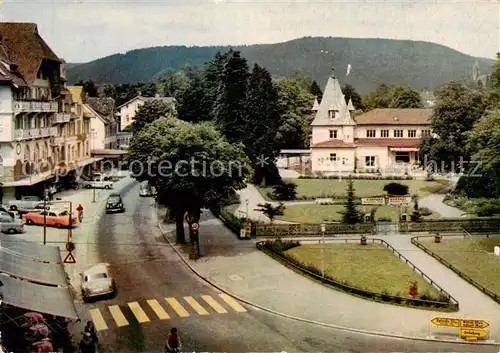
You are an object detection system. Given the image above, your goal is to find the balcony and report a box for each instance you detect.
[51,135,66,145]
[54,113,70,123]
[13,127,57,140]
[13,100,58,113]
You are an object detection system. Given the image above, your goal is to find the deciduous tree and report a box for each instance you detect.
[128,116,251,243]
[131,100,177,133]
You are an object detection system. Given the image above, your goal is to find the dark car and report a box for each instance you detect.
[0,205,16,219]
[106,193,125,214]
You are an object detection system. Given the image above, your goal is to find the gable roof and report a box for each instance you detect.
[117,95,176,109]
[66,86,84,104]
[0,23,61,85]
[311,69,355,126]
[83,104,107,125]
[354,109,432,125]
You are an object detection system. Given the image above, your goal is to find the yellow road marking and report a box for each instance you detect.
[108,305,129,327]
[89,309,108,331]
[128,302,150,323]
[201,295,228,314]
[219,293,247,312]
[183,296,209,315]
[147,299,170,320]
[166,297,190,317]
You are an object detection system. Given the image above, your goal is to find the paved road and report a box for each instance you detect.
[67,182,497,352]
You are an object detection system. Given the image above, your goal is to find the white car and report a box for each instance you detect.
[81,263,115,302]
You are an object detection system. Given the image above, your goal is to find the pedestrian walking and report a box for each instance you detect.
[76,203,84,222]
[79,332,96,353]
[84,321,98,343]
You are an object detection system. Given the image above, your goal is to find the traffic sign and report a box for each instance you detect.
[431,317,460,327]
[65,241,75,252]
[191,223,199,231]
[431,317,489,329]
[63,252,76,264]
[460,328,488,339]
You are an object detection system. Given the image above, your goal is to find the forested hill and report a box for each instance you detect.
[67,36,494,93]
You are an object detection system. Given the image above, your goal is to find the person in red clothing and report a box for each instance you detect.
[76,204,83,222]
[164,327,181,352]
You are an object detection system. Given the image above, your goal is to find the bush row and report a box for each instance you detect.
[259,240,454,309]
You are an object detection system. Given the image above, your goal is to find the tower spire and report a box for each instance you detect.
[331,66,336,78]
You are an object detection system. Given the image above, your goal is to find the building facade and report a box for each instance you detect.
[117,95,176,130]
[309,69,432,175]
[0,23,65,191]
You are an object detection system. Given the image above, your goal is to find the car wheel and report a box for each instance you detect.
[104,185,111,189]
[10,205,17,211]
[26,219,34,225]
[8,229,16,234]
[55,224,62,228]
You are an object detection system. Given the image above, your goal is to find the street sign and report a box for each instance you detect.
[63,252,76,264]
[460,329,488,339]
[431,317,460,327]
[191,223,199,231]
[431,317,489,329]
[65,241,75,252]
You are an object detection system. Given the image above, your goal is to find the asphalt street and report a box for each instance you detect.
[20,180,500,352]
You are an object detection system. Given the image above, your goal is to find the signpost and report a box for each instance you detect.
[63,252,76,264]
[430,317,489,341]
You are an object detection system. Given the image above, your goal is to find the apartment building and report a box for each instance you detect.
[117,95,176,130]
[0,23,99,198]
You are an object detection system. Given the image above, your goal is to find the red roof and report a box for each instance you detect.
[311,140,356,148]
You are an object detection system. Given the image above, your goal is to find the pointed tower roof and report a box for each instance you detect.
[347,98,355,111]
[311,68,354,126]
[312,97,320,111]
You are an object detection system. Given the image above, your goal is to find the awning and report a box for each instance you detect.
[390,147,419,152]
[0,248,68,286]
[0,274,78,320]
[0,235,62,263]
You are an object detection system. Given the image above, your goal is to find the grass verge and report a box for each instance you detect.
[276,204,440,223]
[418,236,500,296]
[259,179,448,200]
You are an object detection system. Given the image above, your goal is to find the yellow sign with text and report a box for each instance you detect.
[431,317,489,329]
[460,328,488,339]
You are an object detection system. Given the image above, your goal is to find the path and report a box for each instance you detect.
[419,194,466,218]
[158,208,500,342]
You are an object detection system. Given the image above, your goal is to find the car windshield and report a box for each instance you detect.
[108,196,121,203]
[85,272,108,281]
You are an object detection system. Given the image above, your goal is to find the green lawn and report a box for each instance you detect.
[285,243,440,297]
[223,203,240,214]
[276,204,441,223]
[259,179,448,200]
[419,236,500,295]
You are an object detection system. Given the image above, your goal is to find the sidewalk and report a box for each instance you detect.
[158,208,500,343]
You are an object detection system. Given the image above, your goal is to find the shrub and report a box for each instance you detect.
[476,200,500,216]
[272,182,297,201]
[377,217,392,222]
[263,239,300,253]
[383,182,409,195]
[419,207,432,216]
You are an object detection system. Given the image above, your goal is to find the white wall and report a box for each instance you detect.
[311,148,356,172]
[355,146,389,170]
[0,86,13,142]
[120,99,144,129]
[90,118,105,150]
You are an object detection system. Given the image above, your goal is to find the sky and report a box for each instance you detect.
[2,0,499,63]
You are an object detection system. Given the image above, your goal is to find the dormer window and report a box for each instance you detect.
[328,110,334,119]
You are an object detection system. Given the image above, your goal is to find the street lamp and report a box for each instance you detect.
[320,223,326,277]
[245,198,249,221]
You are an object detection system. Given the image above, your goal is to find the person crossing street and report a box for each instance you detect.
[76,203,84,223]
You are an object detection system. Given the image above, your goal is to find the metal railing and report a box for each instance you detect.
[13,127,57,140]
[12,100,58,113]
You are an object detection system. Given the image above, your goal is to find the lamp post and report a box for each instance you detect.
[245,198,249,221]
[43,194,48,245]
[320,223,326,277]
[91,129,96,203]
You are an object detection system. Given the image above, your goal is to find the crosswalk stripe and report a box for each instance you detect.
[147,299,170,320]
[166,297,190,317]
[201,295,228,314]
[128,302,150,323]
[89,309,108,331]
[183,296,209,315]
[109,305,129,327]
[218,293,247,312]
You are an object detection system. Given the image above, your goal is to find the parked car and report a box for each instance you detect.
[23,209,77,228]
[0,205,16,218]
[106,193,125,213]
[81,263,115,302]
[81,178,113,189]
[139,182,153,197]
[0,214,24,234]
[8,196,42,211]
